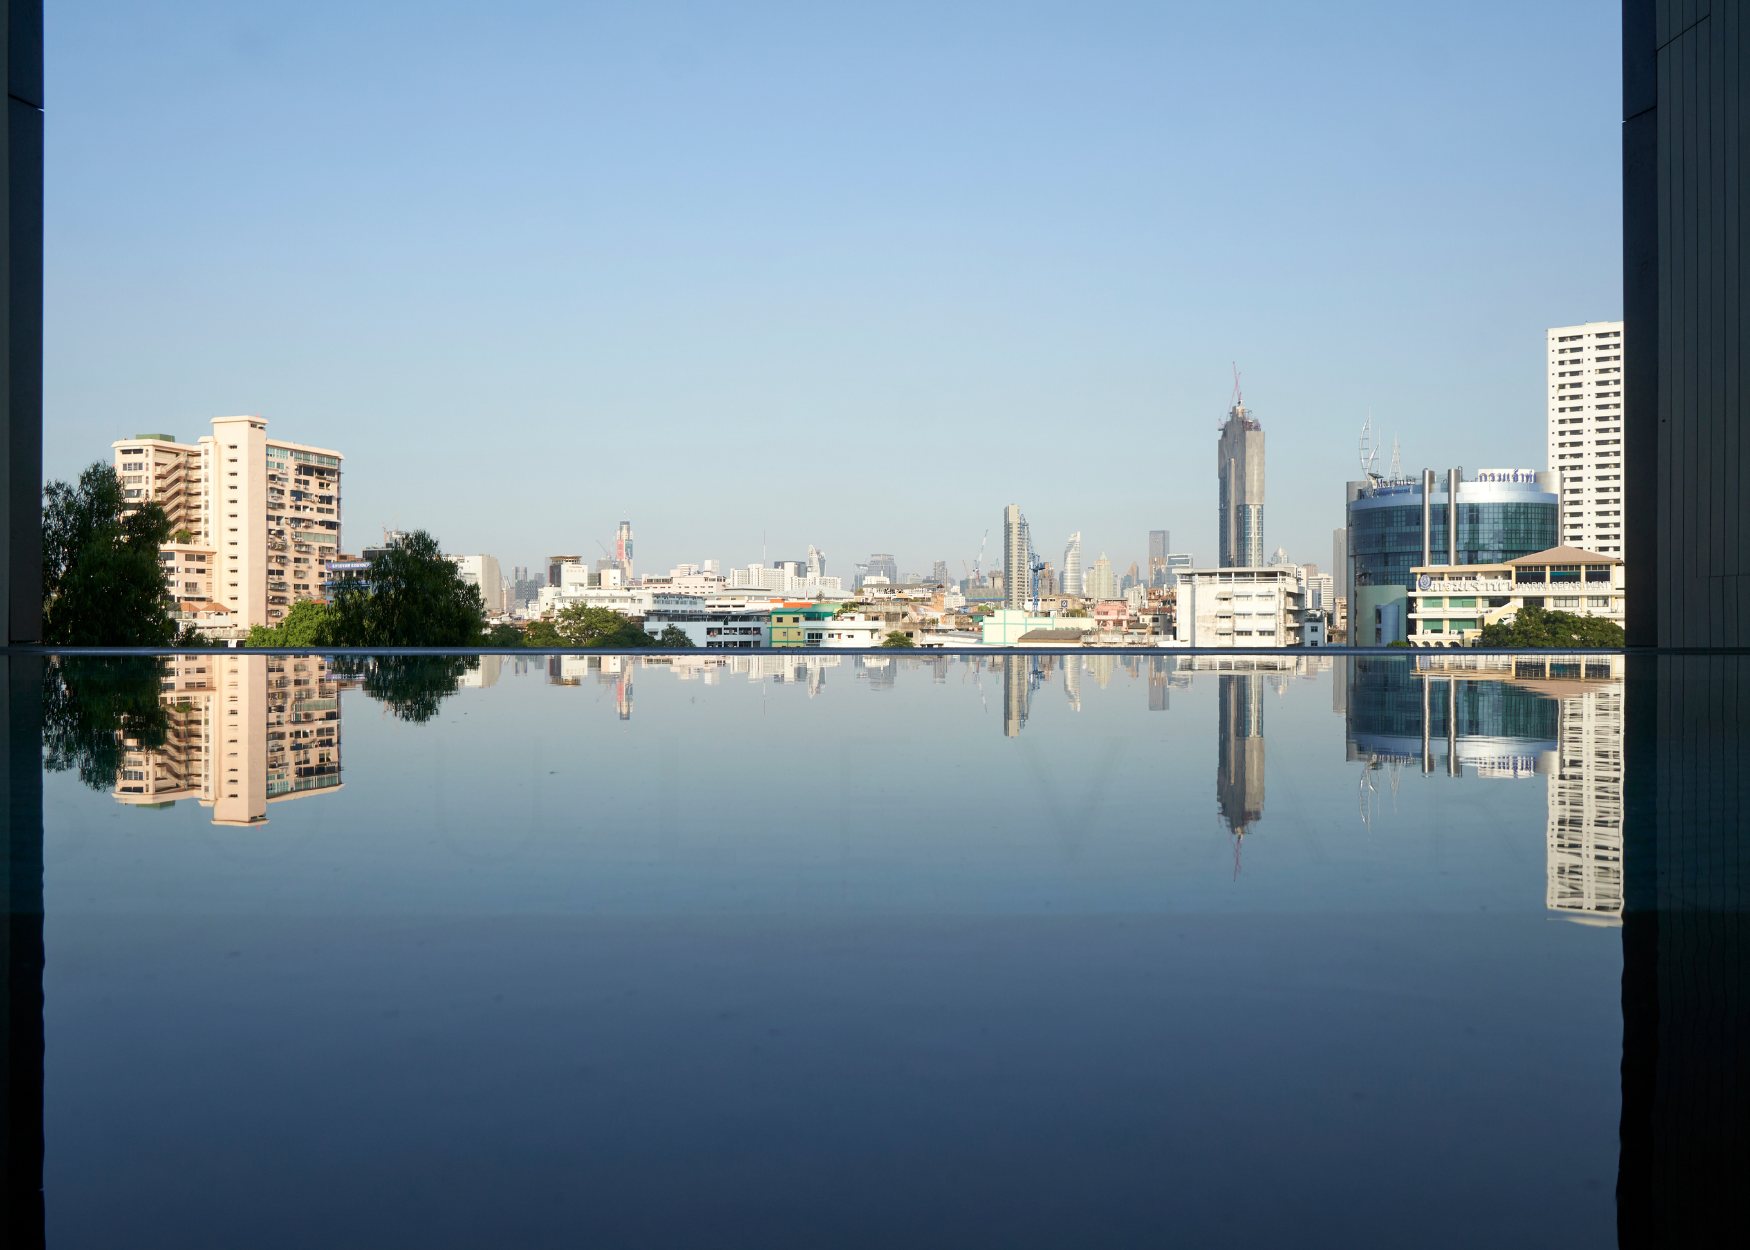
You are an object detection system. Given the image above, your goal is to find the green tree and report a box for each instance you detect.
[1478,605,1626,649]
[882,631,916,648]
[246,599,334,648]
[326,530,485,646]
[523,619,563,647]
[656,625,694,648]
[330,655,472,723]
[481,621,525,647]
[552,604,655,647]
[42,463,177,646]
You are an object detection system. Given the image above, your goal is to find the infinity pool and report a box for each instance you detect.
[7,651,1740,1247]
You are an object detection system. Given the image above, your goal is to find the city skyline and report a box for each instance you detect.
[44,3,1621,579]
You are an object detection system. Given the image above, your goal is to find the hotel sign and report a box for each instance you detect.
[1474,469,1539,484]
[1417,575,1512,593]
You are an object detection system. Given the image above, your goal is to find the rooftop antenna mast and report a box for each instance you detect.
[1389,434,1402,479]
[1359,410,1379,480]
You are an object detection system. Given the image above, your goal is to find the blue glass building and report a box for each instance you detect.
[1343,471,1560,644]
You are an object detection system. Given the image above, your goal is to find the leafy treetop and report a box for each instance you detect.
[1478,605,1625,649]
[42,463,176,646]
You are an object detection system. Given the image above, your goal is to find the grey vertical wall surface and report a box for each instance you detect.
[1617,655,1747,1245]
[2,2,43,645]
[1625,1,1750,646]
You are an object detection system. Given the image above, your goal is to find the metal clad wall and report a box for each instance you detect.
[2,2,44,644]
[1618,652,1748,1242]
[1632,1,1750,645]
[1624,0,1657,645]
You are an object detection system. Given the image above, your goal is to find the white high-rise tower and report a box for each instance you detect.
[1062,532,1083,596]
[1546,321,1625,555]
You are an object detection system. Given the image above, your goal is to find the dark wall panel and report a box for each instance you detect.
[1635,3,1750,646]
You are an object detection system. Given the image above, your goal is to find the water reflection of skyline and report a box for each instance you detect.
[20,651,1735,1241]
[1341,654,1625,921]
[103,652,1626,922]
[112,654,344,824]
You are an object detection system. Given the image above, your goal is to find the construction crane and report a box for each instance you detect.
[972,529,989,585]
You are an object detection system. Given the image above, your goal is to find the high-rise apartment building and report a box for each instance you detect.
[1062,533,1083,596]
[112,417,342,628]
[1217,396,1265,567]
[1086,553,1117,602]
[1002,506,1031,610]
[450,555,504,616]
[1546,321,1625,555]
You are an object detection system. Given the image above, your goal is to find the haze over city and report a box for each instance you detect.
[45,0,1621,578]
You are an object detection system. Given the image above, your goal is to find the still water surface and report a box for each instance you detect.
[19,651,1725,1246]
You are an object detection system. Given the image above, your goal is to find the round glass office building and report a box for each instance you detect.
[1343,471,1560,644]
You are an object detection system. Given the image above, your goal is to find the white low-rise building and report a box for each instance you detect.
[819,615,886,647]
[643,609,772,648]
[1174,567,1306,647]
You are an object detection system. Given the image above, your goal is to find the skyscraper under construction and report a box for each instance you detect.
[1003,504,1032,609]
[1217,384,1265,568]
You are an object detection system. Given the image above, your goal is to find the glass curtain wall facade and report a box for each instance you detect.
[1344,474,1559,645]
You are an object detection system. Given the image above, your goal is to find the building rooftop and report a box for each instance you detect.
[1505,546,1622,566]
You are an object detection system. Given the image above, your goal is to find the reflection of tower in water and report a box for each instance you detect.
[1546,683,1624,918]
[1064,656,1082,712]
[1217,672,1266,844]
[1002,654,1032,737]
[113,655,344,824]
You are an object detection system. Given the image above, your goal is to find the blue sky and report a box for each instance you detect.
[45,1,1622,581]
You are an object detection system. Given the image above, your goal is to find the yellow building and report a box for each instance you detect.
[1408,546,1624,647]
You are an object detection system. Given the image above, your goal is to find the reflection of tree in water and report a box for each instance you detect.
[332,655,475,724]
[41,657,169,791]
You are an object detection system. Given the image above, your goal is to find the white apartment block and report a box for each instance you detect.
[113,417,343,629]
[1546,321,1624,555]
[1546,677,1624,921]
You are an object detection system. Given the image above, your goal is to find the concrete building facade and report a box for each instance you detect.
[1547,321,1625,555]
[1174,567,1305,647]
[113,417,342,629]
[450,554,504,616]
[1003,505,1030,610]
